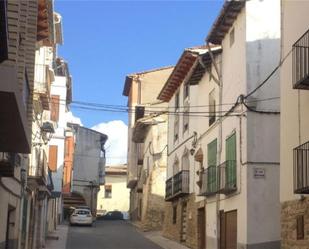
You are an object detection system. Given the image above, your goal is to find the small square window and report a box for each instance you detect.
[104,185,112,198]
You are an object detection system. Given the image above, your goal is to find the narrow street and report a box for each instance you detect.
[66,221,163,249]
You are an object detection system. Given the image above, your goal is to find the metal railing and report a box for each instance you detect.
[294,141,309,194]
[165,170,189,200]
[293,29,309,89]
[165,177,173,199]
[218,160,237,194]
[200,166,217,196]
[174,170,189,194]
[28,150,47,183]
[0,152,20,176]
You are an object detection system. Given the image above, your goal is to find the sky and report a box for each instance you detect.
[55,0,224,165]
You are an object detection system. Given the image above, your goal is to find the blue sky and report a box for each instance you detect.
[55,0,223,128]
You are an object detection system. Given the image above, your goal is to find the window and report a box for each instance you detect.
[209,90,216,126]
[229,27,235,47]
[51,95,60,122]
[225,133,237,189]
[172,205,177,224]
[296,215,304,240]
[183,85,189,133]
[0,0,8,63]
[49,145,58,172]
[207,139,217,193]
[174,92,180,141]
[173,157,179,176]
[175,92,180,111]
[182,150,190,171]
[183,83,189,100]
[104,185,112,198]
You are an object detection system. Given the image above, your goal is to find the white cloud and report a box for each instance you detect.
[66,111,83,126]
[91,120,128,166]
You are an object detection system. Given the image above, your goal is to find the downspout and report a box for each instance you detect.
[206,43,222,249]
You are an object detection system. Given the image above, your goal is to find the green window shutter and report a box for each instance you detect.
[226,133,236,161]
[207,139,217,193]
[208,139,217,167]
[225,133,236,187]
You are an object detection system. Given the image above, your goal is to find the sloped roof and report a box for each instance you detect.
[157,45,221,102]
[206,0,245,44]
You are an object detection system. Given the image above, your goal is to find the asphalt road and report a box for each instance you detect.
[66,220,164,249]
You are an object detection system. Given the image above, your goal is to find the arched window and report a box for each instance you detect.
[173,157,179,175]
[182,148,190,171]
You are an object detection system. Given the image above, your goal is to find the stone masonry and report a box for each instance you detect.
[281,197,309,249]
[163,194,198,249]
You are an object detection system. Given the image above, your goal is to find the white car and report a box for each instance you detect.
[70,209,93,226]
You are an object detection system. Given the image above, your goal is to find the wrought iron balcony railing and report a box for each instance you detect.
[200,166,217,196]
[293,29,309,89]
[218,160,237,194]
[294,141,309,194]
[165,170,189,201]
[0,152,21,177]
[165,177,173,199]
[28,150,47,185]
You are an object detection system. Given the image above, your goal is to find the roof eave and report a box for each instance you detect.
[205,0,245,45]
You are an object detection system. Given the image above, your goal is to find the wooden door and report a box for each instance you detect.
[197,208,206,249]
[225,210,237,249]
[220,210,237,249]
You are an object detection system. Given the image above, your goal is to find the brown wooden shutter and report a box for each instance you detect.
[51,95,60,122]
[49,145,58,172]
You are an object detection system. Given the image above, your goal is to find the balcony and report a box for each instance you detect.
[293,141,309,194]
[200,166,217,196]
[0,152,21,177]
[218,160,237,194]
[28,150,48,186]
[165,170,189,201]
[34,64,51,110]
[0,66,31,153]
[293,29,309,89]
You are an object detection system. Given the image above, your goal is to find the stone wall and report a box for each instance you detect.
[162,194,198,249]
[281,197,309,249]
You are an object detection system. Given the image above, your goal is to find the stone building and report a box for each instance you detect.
[122,66,173,225]
[97,165,129,216]
[159,1,281,248]
[280,1,309,248]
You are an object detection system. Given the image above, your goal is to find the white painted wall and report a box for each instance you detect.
[166,0,281,247]
[50,76,67,193]
[97,174,129,213]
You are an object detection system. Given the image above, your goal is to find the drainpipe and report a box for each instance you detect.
[206,43,222,249]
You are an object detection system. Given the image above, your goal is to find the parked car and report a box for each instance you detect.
[98,211,124,220]
[70,209,93,226]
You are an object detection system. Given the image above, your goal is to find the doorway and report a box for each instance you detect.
[220,210,237,249]
[5,205,16,249]
[197,207,206,249]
